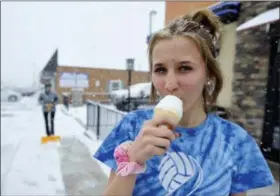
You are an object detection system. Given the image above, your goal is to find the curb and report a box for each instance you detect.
[73,117,86,129]
[84,130,98,141]
[60,108,86,128]
[60,107,98,142]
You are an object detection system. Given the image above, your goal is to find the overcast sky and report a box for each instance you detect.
[1,2,165,88]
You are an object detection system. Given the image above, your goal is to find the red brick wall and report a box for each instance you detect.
[165,1,217,25]
[56,66,149,102]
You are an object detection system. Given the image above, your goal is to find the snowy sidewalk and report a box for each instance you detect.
[56,106,110,195]
[1,103,65,195]
[1,103,109,196]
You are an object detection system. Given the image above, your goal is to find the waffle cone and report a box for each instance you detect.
[154,108,180,125]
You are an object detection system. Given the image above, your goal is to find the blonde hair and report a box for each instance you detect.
[148,9,223,111]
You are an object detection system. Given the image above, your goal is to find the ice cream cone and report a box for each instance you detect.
[154,108,181,125]
[153,95,183,126]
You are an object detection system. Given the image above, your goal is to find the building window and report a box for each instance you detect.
[108,80,123,92]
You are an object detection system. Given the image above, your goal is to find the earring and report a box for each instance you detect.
[206,78,215,96]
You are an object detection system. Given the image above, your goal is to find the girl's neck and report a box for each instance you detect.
[179,101,206,128]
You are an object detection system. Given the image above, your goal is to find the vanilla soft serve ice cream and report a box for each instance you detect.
[153,95,183,125]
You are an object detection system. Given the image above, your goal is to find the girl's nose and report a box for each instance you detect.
[164,72,179,93]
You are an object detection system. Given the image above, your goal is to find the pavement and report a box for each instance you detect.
[58,136,108,195]
[1,99,279,196]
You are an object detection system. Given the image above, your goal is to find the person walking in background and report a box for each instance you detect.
[62,92,70,111]
[38,83,59,136]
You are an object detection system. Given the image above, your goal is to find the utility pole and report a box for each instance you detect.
[148,10,157,81]
[126,58,135,112]
[149,10,157,37]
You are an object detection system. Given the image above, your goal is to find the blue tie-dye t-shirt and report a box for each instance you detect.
[94,109,274,196]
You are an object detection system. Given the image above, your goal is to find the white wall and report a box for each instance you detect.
[216,23,237,108]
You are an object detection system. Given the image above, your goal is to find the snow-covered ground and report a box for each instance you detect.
[1,98,110,195]
[1,96,279,195]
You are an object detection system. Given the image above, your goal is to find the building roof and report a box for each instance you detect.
[42,49,58,73]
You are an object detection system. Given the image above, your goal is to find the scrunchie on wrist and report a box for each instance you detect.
[114,141,146,176]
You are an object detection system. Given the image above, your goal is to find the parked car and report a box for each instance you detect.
[12,87,38,97]
[116,95,158,112]
[21,91,36,97]
[1,87,22,102]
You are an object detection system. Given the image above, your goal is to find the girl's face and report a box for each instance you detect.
[151,36,207,112]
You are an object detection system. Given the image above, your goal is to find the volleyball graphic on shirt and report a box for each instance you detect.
[158,152,203,195]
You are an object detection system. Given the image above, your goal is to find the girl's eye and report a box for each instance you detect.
[179,61,193,72]
[154,67,167,73]
[179,66,193,72]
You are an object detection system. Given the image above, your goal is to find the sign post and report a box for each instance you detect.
[126,58,135,111]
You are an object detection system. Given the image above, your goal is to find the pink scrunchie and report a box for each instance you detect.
[114,141,146,176]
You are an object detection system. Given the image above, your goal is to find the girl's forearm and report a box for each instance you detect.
[104,174,137,196]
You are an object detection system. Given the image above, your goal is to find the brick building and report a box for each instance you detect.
[40,50,149,103]
[165,1,280,163]
[56,66,149,103]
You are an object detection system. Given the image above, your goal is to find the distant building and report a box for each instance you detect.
[39,50,149,103]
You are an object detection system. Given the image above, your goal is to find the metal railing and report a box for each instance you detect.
[86,100,127,140]
[85,100,231,141]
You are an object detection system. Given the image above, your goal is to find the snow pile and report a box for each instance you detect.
[111,82,151,100]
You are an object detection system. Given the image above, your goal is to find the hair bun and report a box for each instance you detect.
[191,9,221,39]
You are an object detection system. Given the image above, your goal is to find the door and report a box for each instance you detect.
[261,23,280,163]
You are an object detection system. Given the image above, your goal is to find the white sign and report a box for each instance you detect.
[59,72,89,88]
[95,80,100,87]
[59,72,76,88]
[76,73,89,88]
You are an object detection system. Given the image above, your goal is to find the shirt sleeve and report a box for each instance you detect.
[230,133,275,193]
[93,112,138,172]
